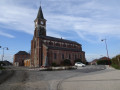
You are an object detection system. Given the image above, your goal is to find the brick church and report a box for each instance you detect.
[31,6,86,67]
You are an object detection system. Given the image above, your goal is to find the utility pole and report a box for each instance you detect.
[2,47,9,61]
[101,39,110,66]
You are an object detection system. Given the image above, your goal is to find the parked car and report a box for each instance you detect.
[75,62,86,67]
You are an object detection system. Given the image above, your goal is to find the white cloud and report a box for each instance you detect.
[0,0,120,41]
[0,31,15,38]
[0,0,36,36]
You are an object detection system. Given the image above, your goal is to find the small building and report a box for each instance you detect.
[13,51,30,66]
[0,60,12,66]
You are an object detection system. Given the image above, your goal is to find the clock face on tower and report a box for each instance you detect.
[40,21,44,25]
[36,22,37,25]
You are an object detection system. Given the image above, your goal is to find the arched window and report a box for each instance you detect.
[68,44,71,48]
[63,44,66,47]
[74,45,76,48]
[54,53,57,59]
[75,54,77,60]
[69,54,71,59]
[80,54,82,59]
[49,42,53,45]
[62,54,64,59]
[56,43,60,46]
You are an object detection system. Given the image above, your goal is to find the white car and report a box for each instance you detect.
[75,62,86,67]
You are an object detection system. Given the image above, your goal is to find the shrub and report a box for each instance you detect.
[111,64,120,69]
[97,60,111,65]
[111,56,120,69]
[62,59,72,66]
[51,62,57,67]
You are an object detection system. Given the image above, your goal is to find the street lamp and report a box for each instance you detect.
[2,47,9,61]
[0,46,2,61]
[101,39,110,65]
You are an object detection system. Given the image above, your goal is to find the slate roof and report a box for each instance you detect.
[15,51,30,55]
[0,61,12,66]
[48,46,82,52]
[40,35,81,45]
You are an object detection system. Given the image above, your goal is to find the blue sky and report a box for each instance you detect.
[0,0,120,62]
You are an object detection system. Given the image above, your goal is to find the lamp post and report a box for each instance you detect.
[2,47,9,61]
[101,39,110,65]
[0,46,2,61]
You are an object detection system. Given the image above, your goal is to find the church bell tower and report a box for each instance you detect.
[34,6,46,36]
[31,6,47,67]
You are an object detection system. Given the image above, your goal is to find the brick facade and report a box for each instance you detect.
[31,6,86,67]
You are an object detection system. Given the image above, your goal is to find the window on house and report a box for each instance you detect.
[69,54,71,59]
[62,54,64,59]
[73,53,74,59]
[63,44,66,47]
[49,42,53,45]
[80,55,82,59]
[75,54,77,60]
[56,43,60,46]
[54,53,57,59]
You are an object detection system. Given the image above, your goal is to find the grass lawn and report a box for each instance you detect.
[111,64,120,70]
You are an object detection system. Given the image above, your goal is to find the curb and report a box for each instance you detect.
[105,65,115,70]
[0,70,14,84]
[29,66,77,71]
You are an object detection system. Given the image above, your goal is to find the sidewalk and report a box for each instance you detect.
[61,69,120,90]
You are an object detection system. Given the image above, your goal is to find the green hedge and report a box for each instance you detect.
[111,64,120,69]
[111,55,120,69]
[51,62,57,67]
[97,60,111,65]
[61,59,72,66]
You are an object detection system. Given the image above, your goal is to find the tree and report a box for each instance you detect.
[51,62,57,67]
[111,55,120,69]
[97,60,111,65]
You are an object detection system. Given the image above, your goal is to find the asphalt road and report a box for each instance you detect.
[0,65,109,90]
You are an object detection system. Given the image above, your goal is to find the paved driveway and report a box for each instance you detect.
[0,65,113,90]
[60,69,120,90]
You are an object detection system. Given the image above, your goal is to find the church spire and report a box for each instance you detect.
[37,6,44,19]
[34,5,47,37]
